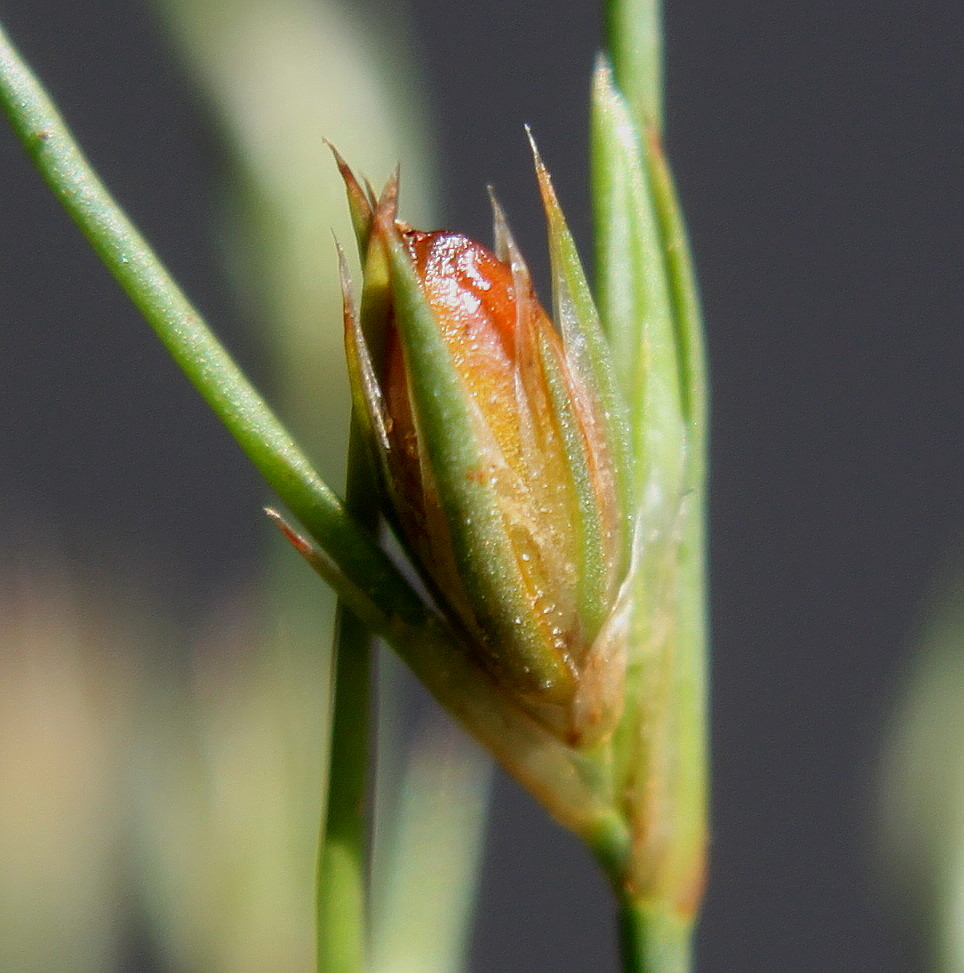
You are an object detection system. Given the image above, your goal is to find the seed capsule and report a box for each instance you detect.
[338,155,631,744]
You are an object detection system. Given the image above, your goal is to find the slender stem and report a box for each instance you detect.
[316,611,370,973]
[0,17,425,630]
[618,899,693,973]
[604,0,663,130]
[315,417,375,973]
[602,4,709,972]
[589,816,698,973]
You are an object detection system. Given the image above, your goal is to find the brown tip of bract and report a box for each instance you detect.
[369,174,403,268]
[264,508,313,559]
[524,124,544,172]
[374,167,400,228]
[334,240,357,323]
[326,141,360,196]
[324,137,348,172]
[524,125,549,183]
[327,142,375,250]
[487,185,515,264]
[525,127,564,230]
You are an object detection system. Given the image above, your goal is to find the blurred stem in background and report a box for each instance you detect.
[0,565,144,973]
[881,559,964,973]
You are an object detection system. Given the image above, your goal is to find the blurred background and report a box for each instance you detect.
[1,0,963,970]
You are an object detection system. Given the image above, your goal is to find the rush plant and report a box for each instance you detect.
[0,0,707,970]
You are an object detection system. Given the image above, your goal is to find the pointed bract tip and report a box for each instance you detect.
[363,176,379,209]
[334,239,355,309]
[324,138,348,170]
[487,186,515,264]
[593,52,615,83]
[485,185,530,284]
[524,125,546,173]
[486,184,507,227]
[328,145,376,252]
[374,168,401,231]
[327,141,364,199]
[264,507,313,559]
[525,130,566,233]
[524,126,556,202]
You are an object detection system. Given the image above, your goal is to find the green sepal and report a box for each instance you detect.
[355,178,397,381]
[488,189,614,642]
[644,128,708,493]
[590,57,686,512]
[338,179,398,513]
[489,194,607,640]
[533,326,610,640]
[343,178,439,566]
[527,130,634,570]
[380,214,577,701]
[340,245,391,462]
[329,141,375,257]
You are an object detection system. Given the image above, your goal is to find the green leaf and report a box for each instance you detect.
[527,130,634,568]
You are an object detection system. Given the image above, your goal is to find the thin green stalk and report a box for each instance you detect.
[604,0,663,129]
[0,17,424,631]
[315,614,368,973]
[315,416,375,973]
[618,899,693,973]
[601,3,709,973]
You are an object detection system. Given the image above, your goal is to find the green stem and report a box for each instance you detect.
[588,819,697,973]
[315,417,375,973]
[618,899,693,973]
[316,611,370,973]
[604,0,663,130]
[602,3,709,972]
[0,17,424,629]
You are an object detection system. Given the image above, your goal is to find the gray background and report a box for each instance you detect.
[2,0,963,970]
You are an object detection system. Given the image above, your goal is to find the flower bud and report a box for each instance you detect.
[337,155,632,745]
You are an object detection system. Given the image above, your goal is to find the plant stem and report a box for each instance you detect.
[602,4,709,973]
[316,613,369,973]
[315,417,375,973]
[0,17,424,630]
[618,899,693,973]
[604,0,663,129]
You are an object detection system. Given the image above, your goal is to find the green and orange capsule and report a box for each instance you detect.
[333,143,634,746]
